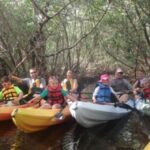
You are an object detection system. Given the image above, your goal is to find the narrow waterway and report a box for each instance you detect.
[63,112,150,150]
[0,119,75,150]
[0,112,150,150]
[0,84,150,150]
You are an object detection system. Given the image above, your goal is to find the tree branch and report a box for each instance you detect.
[134,4,150,48]
[99,39,134,69]
[44,4,110,58]
[31,0,76,32]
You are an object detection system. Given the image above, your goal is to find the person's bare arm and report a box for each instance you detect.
[11,75,23,84]
[92,87,99,103]
[92,97,96,103]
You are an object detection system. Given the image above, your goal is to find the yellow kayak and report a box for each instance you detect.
[144,142,150,150]
[11,106,71,133]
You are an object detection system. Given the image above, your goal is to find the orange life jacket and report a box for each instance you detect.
[47,84,64,105]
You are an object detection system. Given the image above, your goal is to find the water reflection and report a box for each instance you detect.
[63,120,119,150]
[0,121,16,149]
[1,97,150,149]
[0,112,150,150]
[63,112,150,150]
[10,119,75,150]
[0,119,75,150]
[114,112,148,150]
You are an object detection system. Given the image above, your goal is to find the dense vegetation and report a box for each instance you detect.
[0,0,150,77]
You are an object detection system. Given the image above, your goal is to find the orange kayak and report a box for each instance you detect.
[0,103,35,121]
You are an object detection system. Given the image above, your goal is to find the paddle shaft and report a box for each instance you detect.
[54,104,67,119]
[91,101,135,110]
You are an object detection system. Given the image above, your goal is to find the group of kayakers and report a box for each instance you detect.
[0,68,78,108]
[0,67,150,108]
[93,68,150,106]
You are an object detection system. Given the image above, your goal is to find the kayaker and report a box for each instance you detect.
[133,70,146,99]
[110,68,133,103]
[61,70,78,94]
[61,70,79,100]
[133,70,145,89]
[92,74,117,104]
[28,75,76,109]
[0,76,24,106]
[10,67,46,103]
[141,77,150,100]
[134,77,150,111]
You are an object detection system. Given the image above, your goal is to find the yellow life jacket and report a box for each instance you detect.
[28,79,41,94]
[2,85,18,101]
[62,79,74,91]
[30,79,41,88]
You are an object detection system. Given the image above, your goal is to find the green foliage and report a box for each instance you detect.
[0,0,150,76]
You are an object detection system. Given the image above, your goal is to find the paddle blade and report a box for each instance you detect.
[55,112,64,120]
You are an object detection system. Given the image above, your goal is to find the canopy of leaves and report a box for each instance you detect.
[0,0,149,77]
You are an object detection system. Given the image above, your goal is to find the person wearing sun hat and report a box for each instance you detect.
[92,74,117,103]
[110,68,133,102]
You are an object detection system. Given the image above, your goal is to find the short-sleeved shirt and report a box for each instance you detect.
[40,89,67,99]
[0,86,22,100]
[111,78,132,92]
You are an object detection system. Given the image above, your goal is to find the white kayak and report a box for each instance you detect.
[69,101,133,128]
[135,100,150,116]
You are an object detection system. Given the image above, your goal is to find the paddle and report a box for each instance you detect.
[93,101,135,111]
[54,103,67,120]
[67,91,133,107]
[115,90,133,96]
[110,90,136,111]
[54,108,65,120]
[54,93,78,120]
[54,90,135,120]
[19,93,34,105]
[114,102,135,110]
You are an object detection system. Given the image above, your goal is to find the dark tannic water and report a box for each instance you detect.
[0,84,150,150]
[0,112,150,150]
